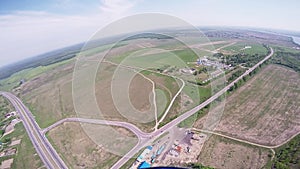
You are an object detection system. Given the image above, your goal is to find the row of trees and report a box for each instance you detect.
[271,51,300,73]
[228,61,263,92]
[224,53,265,67]
[272,134,300,169]
[227,69,245,83]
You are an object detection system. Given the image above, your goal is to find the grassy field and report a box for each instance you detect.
[222,42,268,56]
[111,50,190,69]
[22,62,75,128]
[198,135,271,169]
[141,70,183,125]
[108,47,205,69]
[129,72,153,112]
[198,64,300,146]
[16,55,182,132]
[47,122,127,169]
[0,96,14,120]
[0,59,73,91]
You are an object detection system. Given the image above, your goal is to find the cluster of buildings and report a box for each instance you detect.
[161,131,207,165]
[0,111,21,169]
[132,143,167,169]
[197,57,231,70]
[168,140,183,157]
[129,130,208,169]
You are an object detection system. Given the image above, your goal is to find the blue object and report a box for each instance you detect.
[138,161,151,169]
[147,146,153,150]
[156,144,166,155]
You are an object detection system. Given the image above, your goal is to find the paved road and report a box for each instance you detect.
[0,47,274,169]
[111,47,274,168]
[0,92,68,169]
[42,117,150,139]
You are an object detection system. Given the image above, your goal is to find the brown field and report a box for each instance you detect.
[47,122,125,169]
[196,64,300,146]
[19,59,155,128]
[95,63,154,123]
[129,73,153,112]
[147,73,180,99]
[20,60,170,132]
[21,61,76,128]
[198,135,271,169]
[144,72,183,123]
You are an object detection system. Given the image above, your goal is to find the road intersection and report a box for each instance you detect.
[0,47,274,169]
[0,92,68,169]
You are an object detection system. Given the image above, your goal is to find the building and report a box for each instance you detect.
[180,68,196,75]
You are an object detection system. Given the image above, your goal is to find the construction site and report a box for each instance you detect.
[129,130,207,169]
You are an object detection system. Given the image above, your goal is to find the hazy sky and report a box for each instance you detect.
[0,0,300,67]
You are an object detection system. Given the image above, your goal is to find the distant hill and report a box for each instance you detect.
[0,43,84,80]
[1,27,296,81]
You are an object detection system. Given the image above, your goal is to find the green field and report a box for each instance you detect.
[223,42,268,55]
[109,48,208,69]
[0,96,14,121]
[80,41,128,57]
[0,59,73,91]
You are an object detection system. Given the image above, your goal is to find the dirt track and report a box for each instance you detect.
[196,64,300,146]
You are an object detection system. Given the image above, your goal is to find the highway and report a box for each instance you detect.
[111,47,274,168]
[0,92,68,169]
[0,47,273,169]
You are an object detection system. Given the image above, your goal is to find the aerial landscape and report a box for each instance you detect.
[0,1,299,169]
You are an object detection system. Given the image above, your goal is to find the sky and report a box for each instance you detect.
[0,0,300,67]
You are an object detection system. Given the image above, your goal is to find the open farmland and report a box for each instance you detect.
[94,63,159,129]
[47,122,124,169]
[129,73,153,112]
[198,135,271,169]
[196,64,300,146]
[20,60,160,131]
[21,61,76,128]
[222,42,268,56]
[142,71,183,126]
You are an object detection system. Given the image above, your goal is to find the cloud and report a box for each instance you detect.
[0,11,99,67]
[0,1,138,67]
[99,0,138,17]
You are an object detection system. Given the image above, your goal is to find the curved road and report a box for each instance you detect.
[0,92,68,169]
[0,47,275,169]
[111,47,275,168]
[42,117,150,139]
